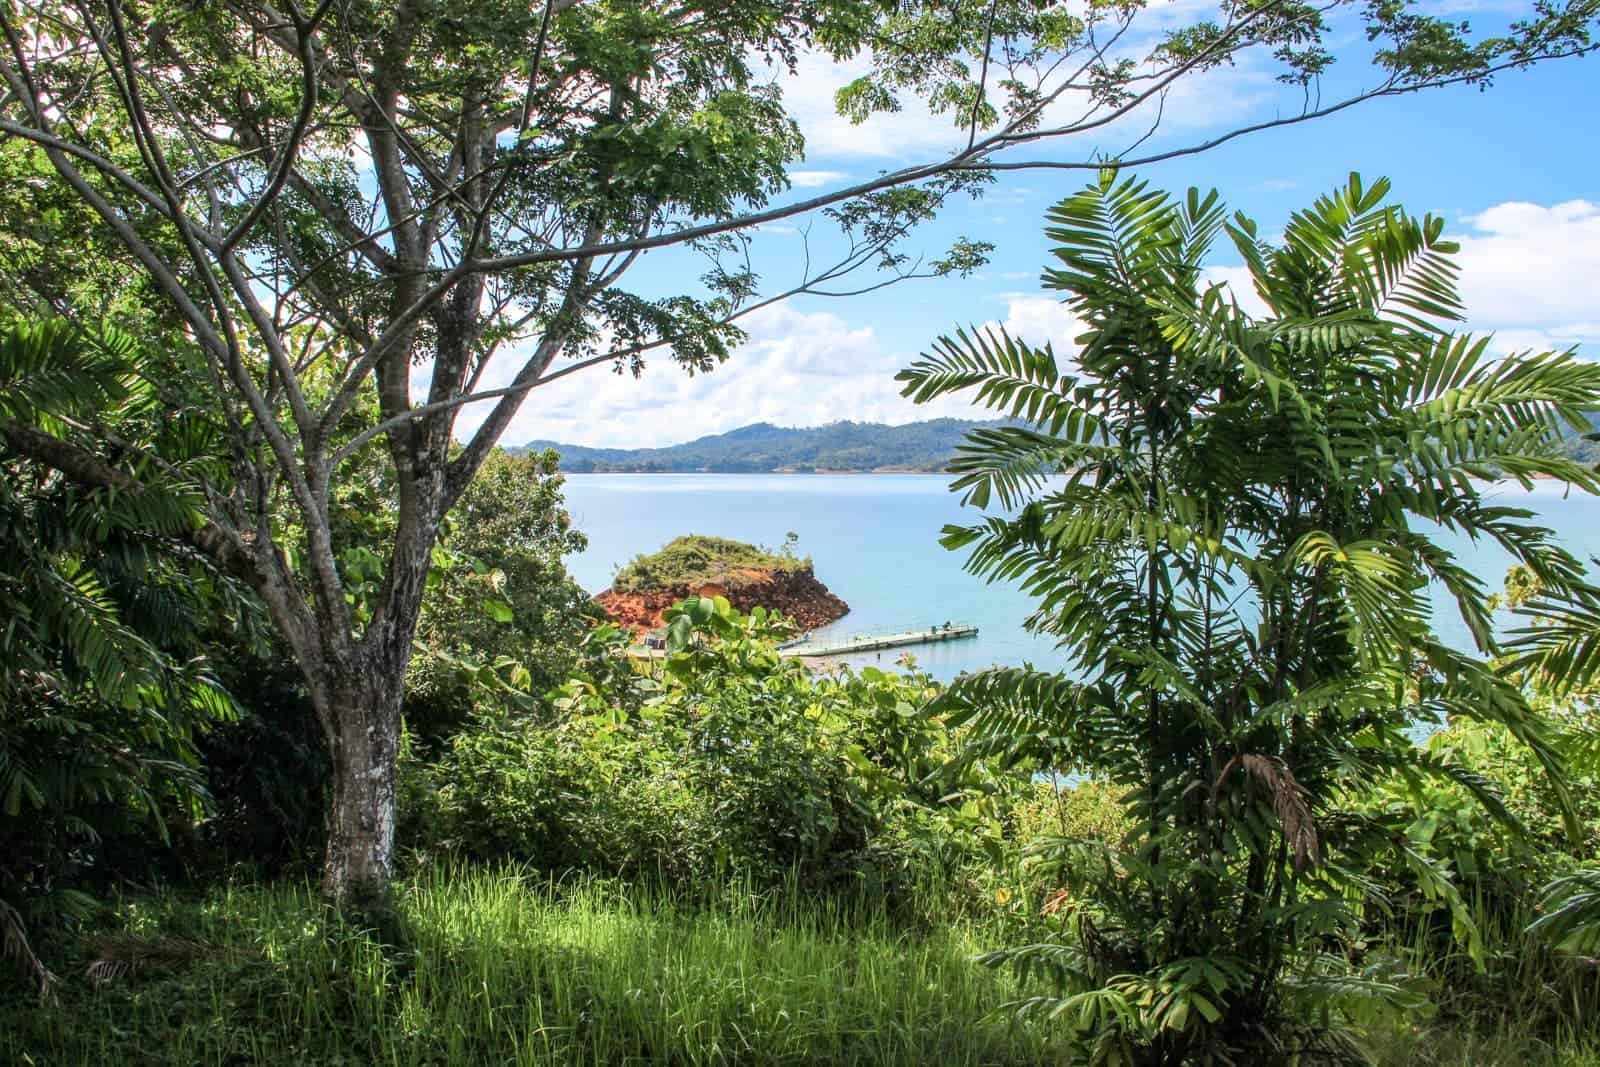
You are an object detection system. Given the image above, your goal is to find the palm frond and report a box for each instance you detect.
[1528,869,1600,955]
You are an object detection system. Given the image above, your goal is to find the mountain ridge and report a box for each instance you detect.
[511,417,1010,473]
[514,410,1600,474]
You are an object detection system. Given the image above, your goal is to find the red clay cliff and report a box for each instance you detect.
[595,564,849,634]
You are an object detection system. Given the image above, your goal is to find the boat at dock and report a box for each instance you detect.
[777,623,978,658]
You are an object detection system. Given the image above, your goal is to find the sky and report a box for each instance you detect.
[457,6,1600,450]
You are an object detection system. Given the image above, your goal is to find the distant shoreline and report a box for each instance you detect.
[563,467,948,475]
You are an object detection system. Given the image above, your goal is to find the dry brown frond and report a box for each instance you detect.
[1239,753,1322,873]
[84,935,236,985]
[1,896,58,1003]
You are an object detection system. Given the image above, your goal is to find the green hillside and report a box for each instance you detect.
[1559,411,1600,464]
[610,535,808,594]
[514,418,1007,473]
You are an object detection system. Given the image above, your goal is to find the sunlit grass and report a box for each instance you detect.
[7,865,1599,1066]
[3,866,1071,1066]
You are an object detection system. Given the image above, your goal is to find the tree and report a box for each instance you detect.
[0,0,1595,901]
[898,172,1600,1062]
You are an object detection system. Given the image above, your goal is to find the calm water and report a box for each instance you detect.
[560,474,1600,681]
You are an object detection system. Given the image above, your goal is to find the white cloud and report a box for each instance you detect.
[789,169,850,188]
[775,52,964,160]
[991,295,1084,354]
[1452,200,1600,353]
[471,295,1086,450]
[1201,265,1270,318]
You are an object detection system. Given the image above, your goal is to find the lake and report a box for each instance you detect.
[560,474,1600,681]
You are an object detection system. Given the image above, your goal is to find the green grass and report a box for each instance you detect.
[8,867,1600,1066]
[2,868,1072,1066]
[1362,1023,1600,1066]
[611,535,807,595]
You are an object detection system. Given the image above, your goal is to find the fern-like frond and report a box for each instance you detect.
[1528,869,1600,955]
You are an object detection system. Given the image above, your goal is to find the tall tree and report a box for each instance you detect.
[0,0,1595,900]
[899,172,1600,1062]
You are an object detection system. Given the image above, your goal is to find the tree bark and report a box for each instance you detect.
[315,656,405,903]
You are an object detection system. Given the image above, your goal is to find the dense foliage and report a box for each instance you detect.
[521,417,1015,473]
[900,172,1600,1064]
[405,597,1020,906]
[5,0,1594,897]
[406,448,596,739]
[609,534,808,595]
[0,318,249,992]
[3,0,1600,1044]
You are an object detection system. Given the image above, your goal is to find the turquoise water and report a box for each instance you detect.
[560,474,1600,681]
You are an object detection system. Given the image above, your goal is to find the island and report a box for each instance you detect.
[594,535,850,633]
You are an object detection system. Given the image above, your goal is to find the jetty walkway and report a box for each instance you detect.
[778,623,978,658]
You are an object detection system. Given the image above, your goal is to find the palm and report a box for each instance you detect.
[0,319,241,993]
[899,172,1600,1063]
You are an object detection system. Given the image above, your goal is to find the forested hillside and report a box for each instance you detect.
[528,412,1600,475]
[516,418,1007,472]
[1560,411,1600,464]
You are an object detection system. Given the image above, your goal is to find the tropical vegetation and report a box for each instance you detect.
[609,534,809,595]
[3,0,1600,1061]
[896,171,1600,1063]
[2,0,1594,903]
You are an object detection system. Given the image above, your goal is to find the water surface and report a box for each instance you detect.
[560,474,1600,681]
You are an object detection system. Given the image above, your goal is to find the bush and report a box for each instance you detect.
[1353,710,1600,1040]
[400,599,1039,907]
[402,675,878,889]
[610,534,807,595]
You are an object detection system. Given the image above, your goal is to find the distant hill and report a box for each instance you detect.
[1560,411,1600,465]
[518,412,1600,474]
[513,418,1008,473]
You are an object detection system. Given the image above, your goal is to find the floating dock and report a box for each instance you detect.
[778,624,978,658]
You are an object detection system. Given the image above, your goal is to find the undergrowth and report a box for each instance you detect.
[7,866,1598,1066]
[2,866,1070,1066]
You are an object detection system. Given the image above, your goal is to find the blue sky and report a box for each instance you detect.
[466,12,1600,449]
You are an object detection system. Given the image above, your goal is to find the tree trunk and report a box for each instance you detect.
[317,658,404,903]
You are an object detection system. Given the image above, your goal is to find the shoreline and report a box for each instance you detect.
[562,469,1588,480]
[563,467,947,476]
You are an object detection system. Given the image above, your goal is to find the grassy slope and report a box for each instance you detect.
[6,870,1598,1066]
[3,870,1071,1067]
[610,535,808,595]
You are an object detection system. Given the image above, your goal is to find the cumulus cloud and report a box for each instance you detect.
[1452,200,1600,354]
[775,52,963,160]
[472,294,1086,450]
[1200,265,1270,318]
[788,169,850,188]
[991,295,1085,356]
